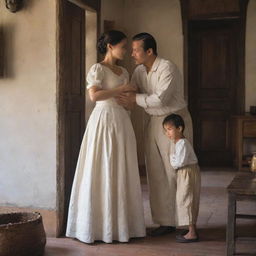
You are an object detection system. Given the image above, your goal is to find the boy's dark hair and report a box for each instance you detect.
[132,32,157,56]
[97,30,127,55]
[162,114,185,132]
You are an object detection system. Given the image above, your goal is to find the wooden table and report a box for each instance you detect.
[231,114,256,171]
[226,172,256,256]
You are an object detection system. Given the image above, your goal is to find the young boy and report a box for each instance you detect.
[163,114,201,243]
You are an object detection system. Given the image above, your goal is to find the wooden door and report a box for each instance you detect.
[188,19,240,166]
[63,0,85,234]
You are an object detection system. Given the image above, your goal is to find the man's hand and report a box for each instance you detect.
[119,92,136,103]
[115,92,136,110]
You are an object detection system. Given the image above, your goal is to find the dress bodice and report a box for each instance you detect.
[87,63,129,90]
[86,63,129,107]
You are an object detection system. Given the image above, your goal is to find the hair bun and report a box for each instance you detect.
[97,30,127,55]
[97,34,107,54]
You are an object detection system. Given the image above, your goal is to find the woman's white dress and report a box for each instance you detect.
[66,63,146,243]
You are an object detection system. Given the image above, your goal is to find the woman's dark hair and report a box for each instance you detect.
[132,32,157,55]
[97,30,127,55]
[162,114,185,132]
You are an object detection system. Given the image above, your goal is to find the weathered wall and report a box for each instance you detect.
[0,0,57,209]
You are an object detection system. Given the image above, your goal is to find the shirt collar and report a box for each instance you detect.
[151,56,161,72]
[142,56,161,73]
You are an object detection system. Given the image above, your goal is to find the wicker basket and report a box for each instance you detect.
[0,212,46,256]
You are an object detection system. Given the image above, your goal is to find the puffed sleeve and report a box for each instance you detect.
[86,63,104,89]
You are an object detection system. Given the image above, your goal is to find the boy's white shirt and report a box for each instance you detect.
[170,138,198,169]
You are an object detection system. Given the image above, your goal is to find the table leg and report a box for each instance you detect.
[227,192,236,256]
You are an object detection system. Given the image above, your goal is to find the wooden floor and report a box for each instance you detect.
[45,169,256,256]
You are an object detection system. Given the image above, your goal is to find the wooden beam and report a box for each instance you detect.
[68,0,96,12]
[68,0,99,11]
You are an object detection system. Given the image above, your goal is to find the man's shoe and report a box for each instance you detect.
[149,226,176,237]
[176,234,199,243]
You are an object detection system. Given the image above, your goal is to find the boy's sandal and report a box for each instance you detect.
[176,234,199,243]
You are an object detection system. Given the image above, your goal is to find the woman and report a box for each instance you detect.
[66,30,146,244]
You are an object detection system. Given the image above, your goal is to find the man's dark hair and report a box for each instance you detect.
[132,32,157,55]
[162,114,185,132]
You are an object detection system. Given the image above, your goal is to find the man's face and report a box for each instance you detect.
[131,40,149,65]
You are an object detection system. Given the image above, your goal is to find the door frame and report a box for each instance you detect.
[56,0,100,237]
[179,0,249,114]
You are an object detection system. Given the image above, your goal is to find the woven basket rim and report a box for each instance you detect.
[0,211,42,230]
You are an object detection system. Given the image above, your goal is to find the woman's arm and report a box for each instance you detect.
[88,84,136,102]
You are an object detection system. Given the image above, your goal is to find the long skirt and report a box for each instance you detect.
[66,101,146,243]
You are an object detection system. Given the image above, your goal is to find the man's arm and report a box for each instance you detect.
[115,91,137,110]
[135,64,176,109]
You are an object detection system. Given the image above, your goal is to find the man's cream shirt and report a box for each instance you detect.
[131,57,187,116]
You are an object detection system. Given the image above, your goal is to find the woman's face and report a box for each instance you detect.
[109,38,127,60]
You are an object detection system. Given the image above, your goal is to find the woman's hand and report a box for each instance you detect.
[88,83,137,102]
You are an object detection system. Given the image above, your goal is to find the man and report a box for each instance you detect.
[119,32,193,236]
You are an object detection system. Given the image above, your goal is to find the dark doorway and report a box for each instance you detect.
[180,0,249,167]
[63,1,86,236]
[188,19,243,166]
[59,0,85,236]
[56,0,100,236]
